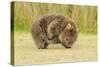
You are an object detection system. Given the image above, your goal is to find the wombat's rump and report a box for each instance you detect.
[31,14,78,49]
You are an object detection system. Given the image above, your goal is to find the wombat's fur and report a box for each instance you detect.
[31,14,78,49]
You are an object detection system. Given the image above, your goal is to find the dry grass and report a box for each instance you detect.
[14,32,97,65]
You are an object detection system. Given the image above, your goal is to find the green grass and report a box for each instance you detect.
[14,32,97,65]
[12,2,97,33]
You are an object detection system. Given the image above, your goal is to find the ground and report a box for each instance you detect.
[14,32,97,65]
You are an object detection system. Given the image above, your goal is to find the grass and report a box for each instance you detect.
[13,2,97,33]
[14,32,97,65]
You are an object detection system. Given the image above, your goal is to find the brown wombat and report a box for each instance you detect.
[31,14,78,49]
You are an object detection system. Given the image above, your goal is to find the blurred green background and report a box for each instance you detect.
[12,2,97,34]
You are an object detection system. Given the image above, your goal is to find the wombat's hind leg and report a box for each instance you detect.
[44,42,49,49]
[33,35,48,49]
[36,39,48,49]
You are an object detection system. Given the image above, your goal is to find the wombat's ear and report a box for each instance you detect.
[66,23,73,31]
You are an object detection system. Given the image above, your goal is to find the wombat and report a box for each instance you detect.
[31,14,78,49]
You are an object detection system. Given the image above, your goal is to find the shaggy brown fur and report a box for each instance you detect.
[31,14,78,49]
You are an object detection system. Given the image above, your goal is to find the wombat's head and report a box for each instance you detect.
[59,22,78,48]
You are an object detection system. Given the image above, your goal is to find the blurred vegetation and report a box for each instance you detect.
[11,2,97,34]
